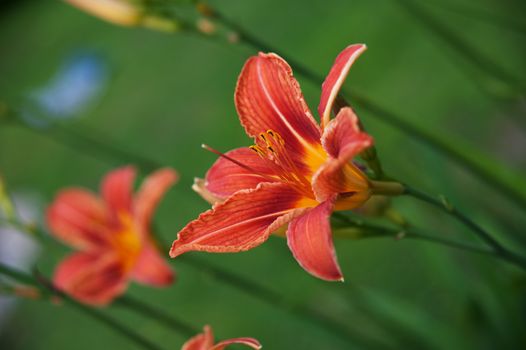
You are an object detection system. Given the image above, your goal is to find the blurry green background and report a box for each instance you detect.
[1,0,525,349]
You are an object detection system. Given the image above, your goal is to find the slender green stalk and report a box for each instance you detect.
[333,212,526,271]
[395,0,524,91]
[15,119,162,173]
[0,263,165,350]
[0,263,38,287]
[65,300,165,350]
[425,0,526,36]
[116,296,198,337]
[178,255,390,349]
[332,213,494,257]
[401,185,526,270]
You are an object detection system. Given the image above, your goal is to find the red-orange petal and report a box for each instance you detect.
[131,239,174,287]
[286,199,343,281]
[182,325,214,350]
[321,107,372,159]
[235,52,321,165]
[134,167,178,231]
[170,183,305,258]
[313,108,372,203]
[205,147,276,199]
[53,252,128,305]
[46,189,111,250]
[211,337,262,350]
[101,166,136,218]
[318,44,367,128]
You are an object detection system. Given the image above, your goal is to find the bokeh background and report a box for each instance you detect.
[1,0,525,349]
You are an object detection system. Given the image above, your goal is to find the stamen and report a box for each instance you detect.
[204,128,317,199]
[202,144,277,182]
[249,145,265,157]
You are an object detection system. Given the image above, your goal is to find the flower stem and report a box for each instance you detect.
[401,185,526,271]
[116,295,198,337]
[178,255,390,349]
[394,0,525,92]
[0,263,165,350]
[332,213,495,257]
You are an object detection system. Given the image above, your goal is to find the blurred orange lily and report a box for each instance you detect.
[182,325,261,350]
[171,44,399,281]
[47,166,177,305]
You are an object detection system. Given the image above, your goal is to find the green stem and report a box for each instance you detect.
[66,300,165,350]
[332,213,495,257]
[0,263,165,350]
[116,296,198,337]
[425,0,526,36]
[178,255,390,349]
[333,212,526,271]
[401,185,526,270]
[395,0,524,91]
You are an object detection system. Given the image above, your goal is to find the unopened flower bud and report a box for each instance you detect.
[65,0,144,26]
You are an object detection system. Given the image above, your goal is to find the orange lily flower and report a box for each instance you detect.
[182,325,261,350]
[47,166,177,305]
[170,44,396,281]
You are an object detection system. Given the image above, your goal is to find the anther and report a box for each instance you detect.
[249,145,265,157]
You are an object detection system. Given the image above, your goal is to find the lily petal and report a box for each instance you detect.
[182,325,214,350]
[235,52,321,163]
[286,198,343,281]
[211,338,262,350]
[321,107,372,159]
[101,166,136,217]
[205,147,276,199]
[170,183,305,258]
[313,108,372,204]
[53,252,128,305]
[134,167,178,230]
[131,239,174,286]
[318,44,367,128]
[46,189,110,250]
[192,178,224,205]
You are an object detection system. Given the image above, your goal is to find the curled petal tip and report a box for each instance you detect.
[319,44,368,128]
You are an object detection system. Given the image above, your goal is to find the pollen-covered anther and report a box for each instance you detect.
[266,129,284,146]
[249,145,266,157]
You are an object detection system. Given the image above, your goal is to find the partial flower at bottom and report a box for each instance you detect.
[182,325,261,350]
[170,44,398,281]
[47,166,177,305]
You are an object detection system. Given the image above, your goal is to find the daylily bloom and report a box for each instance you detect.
[182,325,261,350]
[47,166,177,305]
[170,44,402,281]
